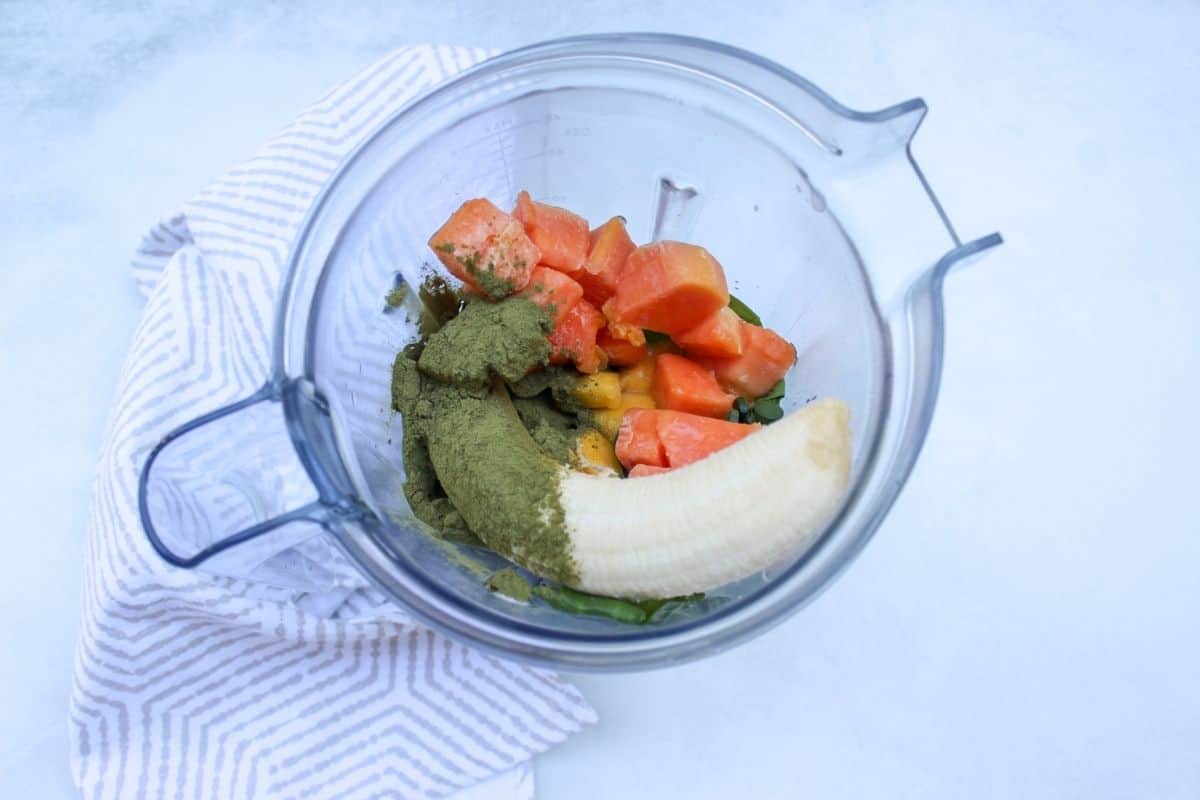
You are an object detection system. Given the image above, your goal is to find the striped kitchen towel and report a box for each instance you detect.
[70,44,596,800]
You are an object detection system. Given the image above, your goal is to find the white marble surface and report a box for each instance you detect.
[2,1,1198,797]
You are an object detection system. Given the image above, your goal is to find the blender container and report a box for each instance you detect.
[138,34,1002,670]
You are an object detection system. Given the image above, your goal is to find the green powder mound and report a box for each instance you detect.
[417,296,552,390]
[512,397,579,466]
[391,350,424,415]
[487,568,533,602]
[392,356,481,546]
[508,365,585,413]
[507,367,561,398]
[392,334,577,584]
[423,384,577,585]
[399,429,481,546]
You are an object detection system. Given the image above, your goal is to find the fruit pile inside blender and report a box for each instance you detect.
[387,191,851,623]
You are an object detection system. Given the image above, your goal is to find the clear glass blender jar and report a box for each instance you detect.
[139,34,1001,670]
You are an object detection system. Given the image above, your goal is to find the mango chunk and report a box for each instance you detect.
[618,357,656,393]
[576,428,623,474]
[572,371,622,410]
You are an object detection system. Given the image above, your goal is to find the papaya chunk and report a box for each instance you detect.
[611,241,729,334]
[675,306,743,359]
[428,198,539,298]
[651,354,735,419]
[656,411,760,468]
[597,327,649,367]
[615,408,667,469]
[548,298,607,374]
[513,191,589,274]
[518,266,583,325]
[615,408,759,470]
[700,320,797,399]
[578,216,635,305]
[628,464,672,478]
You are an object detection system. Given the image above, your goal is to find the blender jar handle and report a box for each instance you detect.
[137,383,337,569]
[885,232,1003,484]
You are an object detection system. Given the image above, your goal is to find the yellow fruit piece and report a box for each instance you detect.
[589,392,657,440]
[621,392,656,411]
[590,410,623,440]
[576,428,623,474]
[572,371,622,409]
[619,357,656,393]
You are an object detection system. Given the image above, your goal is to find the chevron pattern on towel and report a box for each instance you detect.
[70,44,596,800]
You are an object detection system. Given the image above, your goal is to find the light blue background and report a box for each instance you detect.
[2,1,1198,797]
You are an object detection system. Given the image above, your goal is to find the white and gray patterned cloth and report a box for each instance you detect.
[70,44,596,800]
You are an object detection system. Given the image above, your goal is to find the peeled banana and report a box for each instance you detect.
[561,398,851,598]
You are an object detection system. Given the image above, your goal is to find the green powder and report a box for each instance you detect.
[508,365,585,413]
[446,248,518,300]
[384,284,409,309]
[423,383,577,584]
[470,260,518,300]
[417,296,552,390]
[391,295,578,584]
[428,536,494,578]
[416,274,464,333]
[392,356,479,546]
[487,568,533,602]
[399,427,481,546]
[512,397,579,466]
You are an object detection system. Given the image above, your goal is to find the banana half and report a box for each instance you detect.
[561,398,852,598]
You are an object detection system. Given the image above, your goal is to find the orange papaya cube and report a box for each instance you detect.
[651,354,736,419]
[597,327,649,367]
[598,298,646,346]
[548,298,607,374]
[674,306,743,359]
[428,198,539,298]
[578,216,636,305]
[655,411,760,468]
[628,464,672,478]
[614,408,667,469]
[513,190,589,274]
[701,320,797,399]
[518,266,584,325]
[611,241,730,335]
